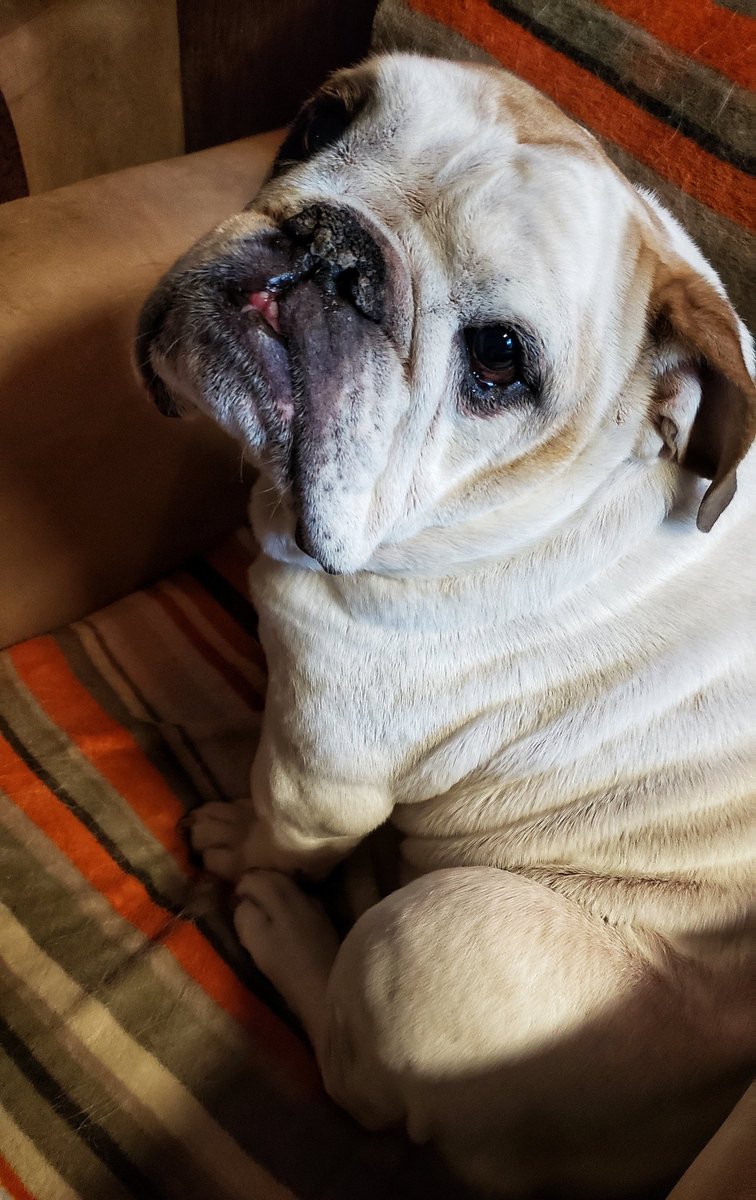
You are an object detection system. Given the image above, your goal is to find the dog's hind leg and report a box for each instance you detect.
[235,866,751,1197]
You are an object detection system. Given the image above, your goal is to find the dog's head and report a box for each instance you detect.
[138,54,755,575]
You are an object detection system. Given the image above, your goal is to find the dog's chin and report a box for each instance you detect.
[251,490,379,576]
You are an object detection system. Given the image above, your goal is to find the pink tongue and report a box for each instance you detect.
[244,289,281,334]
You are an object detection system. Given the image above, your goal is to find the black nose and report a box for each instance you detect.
[282,203,386,325]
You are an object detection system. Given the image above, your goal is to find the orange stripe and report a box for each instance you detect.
[408,0,755,229]
[204,534,255,599]
[151,586,263,711]
[9,638,191,872]
[599,0,754,90]
[0,1156,36,1200]
[0,733,318,1088]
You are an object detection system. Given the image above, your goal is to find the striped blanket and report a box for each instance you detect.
[2,6,751,1195]
[373,0,755,332]
[0,530,471,1200]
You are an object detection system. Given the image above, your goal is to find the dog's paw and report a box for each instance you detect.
[234,870,340,1003]
[186,801,250,882]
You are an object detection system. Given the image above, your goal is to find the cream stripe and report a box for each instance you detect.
[0,905,295,1200]
[73,620,153,723]
[88,595,254,726]
[159,578,266,690]
[105,599,259,796]
[0,1102,81,1200]
[0,797,252,1062]
[73,619,224,805]
[83,597,258,798]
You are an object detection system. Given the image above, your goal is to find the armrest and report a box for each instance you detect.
[665,1083,755,1200]
[0,132,282,648]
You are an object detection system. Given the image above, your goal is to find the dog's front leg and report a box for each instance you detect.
[189,733,393,881]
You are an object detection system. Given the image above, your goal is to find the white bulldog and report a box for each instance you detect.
[138,55,755,1199]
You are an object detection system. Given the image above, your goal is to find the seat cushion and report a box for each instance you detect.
[0,530,472,1200]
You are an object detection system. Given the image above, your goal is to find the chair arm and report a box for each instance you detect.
[0,131,281,647]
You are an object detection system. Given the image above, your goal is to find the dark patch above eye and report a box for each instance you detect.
[273,91,361,173]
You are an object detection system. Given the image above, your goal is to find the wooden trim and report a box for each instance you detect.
[0,89,28,203]
[177,0,379,153]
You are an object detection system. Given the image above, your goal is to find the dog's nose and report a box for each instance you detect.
[282,202,388,326]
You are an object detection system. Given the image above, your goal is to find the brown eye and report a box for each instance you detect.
[466,326,522,388]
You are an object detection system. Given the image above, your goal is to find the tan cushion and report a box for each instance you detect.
[0,131,282,648]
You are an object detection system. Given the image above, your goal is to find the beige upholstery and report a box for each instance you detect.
[666,1083,755,1200]
[0,131,282,648]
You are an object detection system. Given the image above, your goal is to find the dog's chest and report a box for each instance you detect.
[252,545,753,884]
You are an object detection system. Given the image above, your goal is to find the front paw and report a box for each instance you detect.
[187,800,251,882]
[186,800,356,882]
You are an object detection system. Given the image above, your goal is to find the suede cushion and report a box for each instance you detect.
[0,132,282,648]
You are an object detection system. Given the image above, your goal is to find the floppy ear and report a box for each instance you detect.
[647,262,756,532]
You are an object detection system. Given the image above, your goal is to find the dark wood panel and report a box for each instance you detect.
[0,89,28,203]
[177,0,379,153]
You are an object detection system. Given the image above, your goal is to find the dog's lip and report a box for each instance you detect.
[214,281,299,427]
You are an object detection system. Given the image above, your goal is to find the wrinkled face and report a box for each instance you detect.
[138,54,656,575]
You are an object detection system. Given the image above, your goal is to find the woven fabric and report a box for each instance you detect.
[372,0,756,330]
[0,530,469,1200]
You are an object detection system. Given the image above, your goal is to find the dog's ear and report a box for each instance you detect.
[647,259,756,532]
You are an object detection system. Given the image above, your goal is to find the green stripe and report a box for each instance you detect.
[374,0,499,64]
[0,808,347,1187]
[715,0,756,14]
[0,655,190,907]
[492,0,754,162]
[0,963,230,1200]
[0,806,258,1085]
[55,623,226,811]
[0,1048,130,1200]
[0,809,439,1196]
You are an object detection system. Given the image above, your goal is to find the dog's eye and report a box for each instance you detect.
[274,94,354,171]
[466,326,523,389]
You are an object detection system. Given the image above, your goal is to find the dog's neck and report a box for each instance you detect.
[252,457,704,633]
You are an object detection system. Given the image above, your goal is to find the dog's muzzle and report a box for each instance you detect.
[135,199,413,573]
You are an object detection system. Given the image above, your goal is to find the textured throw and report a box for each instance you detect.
[372,0,756,330]
[0,530,471,1200]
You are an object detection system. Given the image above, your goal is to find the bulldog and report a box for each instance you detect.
[137,54,755,1199]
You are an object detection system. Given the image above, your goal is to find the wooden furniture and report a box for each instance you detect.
[0,0,379,203]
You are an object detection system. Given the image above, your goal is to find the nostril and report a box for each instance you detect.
[283,203,386,324]
[334,266,361,308]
